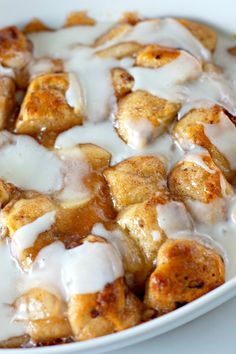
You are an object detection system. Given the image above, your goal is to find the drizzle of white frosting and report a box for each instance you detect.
[182,148,216,174]
[0,241,26,341]
[28,18,236,122]
[92,223,127,257]
[123,118,162,149]
[0,132,89,204]
[103,18,210,61]
[178,99,215,120]
[1,17,236,343]
[55,121,182,169]
[28,23,114,57]
[55,147,90,206]
[64,46,119,122]
[11,211,56,259]
[65,72,84,113]
[129,51,202,102]
[28,240,122,299]
[0,238,123,341]
[203,111,236,169]
[156,200,193,236]
[62,241,123,296]
[185,197,228,225]
[28,58,59,78]
[0,64,15,78]
[184,72,236,114]
[152,230,161,241]
[193,196,236,279]
[0,131,63,194]
[182,149,231,198]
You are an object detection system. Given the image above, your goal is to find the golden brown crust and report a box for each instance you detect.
[0,335,30,348]
[14,288,72,343]
[96,41,143,59]
[168,155,233,203]
[68,278,142,340]
[94,24,132,47]
[116,90,180,147]
[111,67,134,98]
[2,195,58,267]
[0,26,32,69]
[177,18,217,52]
[15,73,83,144]
[172,106,235,181]
[0,180,20,208]
[63,11,96,28]
[144,239,225,314]
[78,143,111,171]
[119,12,141,26]
[135,45,180,69]
[1,167,117,264]
[118,196,168,273]
[23,18,52,33]
[0,15,229,347]
[0,76,16,129]
[228,46,236,56]
[2,194,56,234]
[104,155,167,211]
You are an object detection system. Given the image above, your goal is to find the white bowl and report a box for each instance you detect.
[0,0,236,352]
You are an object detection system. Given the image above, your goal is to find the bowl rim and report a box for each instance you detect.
[2,277,236,353]
[1,0,236,352]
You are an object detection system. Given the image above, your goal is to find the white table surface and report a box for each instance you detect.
[107,296,236,354]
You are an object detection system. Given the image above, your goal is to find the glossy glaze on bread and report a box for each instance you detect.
[0,11,236,348]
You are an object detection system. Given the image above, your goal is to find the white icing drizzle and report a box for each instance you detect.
[55,120,182,169]
[0,132,89,204]
[102,18,210,61]
[129,51,202,102]
[1,17,236,342]
[193,196,236,279]
[0,241,26,341]
[123,118,162,149]
[27,23,114,57]
[28,18,236,122]
[0,131,63,194]
[28,24,120,122]
[62,241,123,296]
[180,149,232,220]
[156,200,193,236]
[0,238,123,340]
[28,58,59,78]
[185,197,228,225]
[55,147,91,205]
[92,223,128,257]
[152,230,161,241]
[0,64,15,78]
[32,240,123,298]
[182,148,216,174]
[184,72,236,114]
[178,99,215,120]
[203,111,236,169]
[65,72,84,113]
[11,211,56,259]
[64,46,119,122]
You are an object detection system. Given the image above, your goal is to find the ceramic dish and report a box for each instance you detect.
[0,0,236,353]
